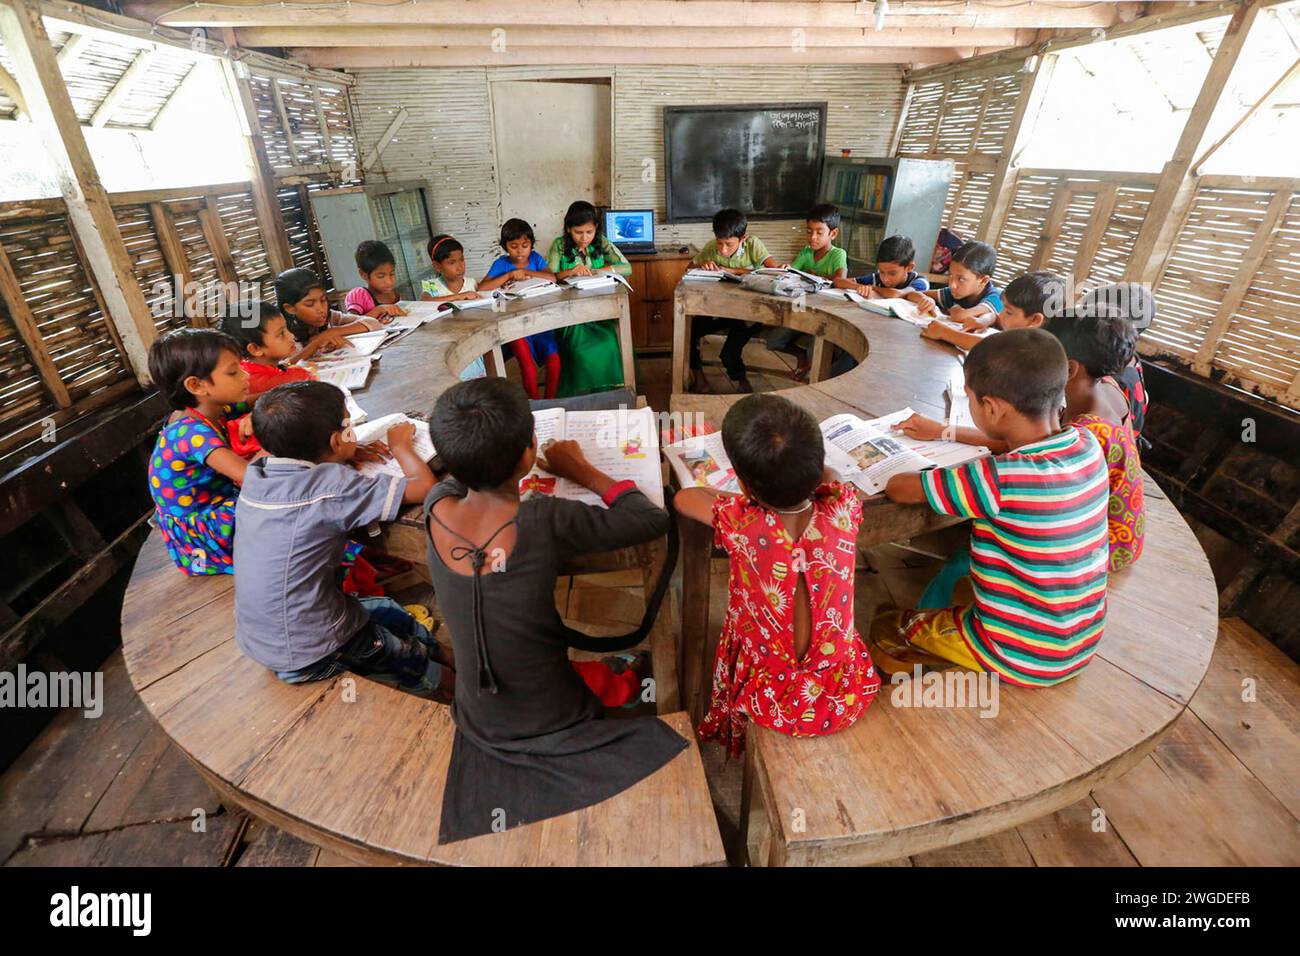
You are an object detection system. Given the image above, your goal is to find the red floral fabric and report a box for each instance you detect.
[1072,414,1145,572]
[699,482,881,756]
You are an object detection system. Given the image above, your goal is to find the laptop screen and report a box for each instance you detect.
[605,209,654,246]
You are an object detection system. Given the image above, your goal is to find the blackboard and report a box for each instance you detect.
[663,103,827,223]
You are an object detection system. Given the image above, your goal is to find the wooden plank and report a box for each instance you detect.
[978,54,1056,240]
[1191,55,1300,176]
[1191,187,1292,371]
[0,651,154,863]
[1092,710,1300,866]
[247,24,1026,49]
[1071,182,1119,281]
[291,46,961,69]
[617,291,636,393]
[219,60,294,275]
[199,195,238,286]
[0,0,157,383]
[0,236,72,407]
[83,725,223,833]
[1029,186,1073,270]
[1126,0,1268,286]
[1014,796,1141,866]
[89,47,154,127]
[235,819,321,866]
[142,0,1124,30]
[268,75,300,167]
[1187,618,1300,821]
[149,201,194,322]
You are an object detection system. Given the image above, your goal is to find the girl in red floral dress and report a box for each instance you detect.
[675,394,881,756]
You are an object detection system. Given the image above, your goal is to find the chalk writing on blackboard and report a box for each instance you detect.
[770,111,820,130]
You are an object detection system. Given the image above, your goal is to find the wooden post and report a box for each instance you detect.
[1125,0,1266,286]
[671,288,689,394]
[218,58,293,277]
[617,291,636,393]
[1072,182,1119,283]
[0,0,156,383]
[976,53,1056,242]
[0,240,72,407]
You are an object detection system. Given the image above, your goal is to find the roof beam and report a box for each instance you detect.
[239,25,1029,48]
[55,30,92,68]
[289,45,966,69]
[89,47,154,127]
[128,0,1131,30]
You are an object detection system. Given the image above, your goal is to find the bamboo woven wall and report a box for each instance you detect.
[895,64,1027,243]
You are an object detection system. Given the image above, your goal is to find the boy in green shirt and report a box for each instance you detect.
[689,208,782,394]
[768,204,850,380]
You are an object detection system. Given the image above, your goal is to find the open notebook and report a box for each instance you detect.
[351,413,437,480]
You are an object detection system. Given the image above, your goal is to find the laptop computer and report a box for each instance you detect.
[604,208,657,255]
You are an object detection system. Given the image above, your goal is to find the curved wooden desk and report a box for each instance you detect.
[670,281,1220,866]
[120,289,726,866]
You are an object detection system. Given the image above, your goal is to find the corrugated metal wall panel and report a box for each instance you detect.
[348,64,905,273]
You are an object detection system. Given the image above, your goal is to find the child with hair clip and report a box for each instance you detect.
[275,267,385,353]
[146,327,253,576]
[675,393,881,757]
[420,233,482,304]
[343,240,408,321]
[478,218,560,399]
[423,377,685,843]
[545,201,631,397]
[220,299,316,399]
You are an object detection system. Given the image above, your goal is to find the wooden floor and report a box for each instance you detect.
[3,557,1297,865]
[3,339,1296,866]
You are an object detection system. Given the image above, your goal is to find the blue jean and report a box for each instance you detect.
[276,597,444,699]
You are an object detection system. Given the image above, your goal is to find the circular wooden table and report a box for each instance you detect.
[120,289,726,866]
[670,281,1220,866]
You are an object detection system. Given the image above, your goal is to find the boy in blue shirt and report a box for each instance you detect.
[909,239,1003,328]
[478,218,560,398]
[234,381,451,701]
[851,234,930,298]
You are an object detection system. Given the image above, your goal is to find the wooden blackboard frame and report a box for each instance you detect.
[663,102,828,224]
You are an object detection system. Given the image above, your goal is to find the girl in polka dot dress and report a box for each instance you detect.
[146,327,255,576]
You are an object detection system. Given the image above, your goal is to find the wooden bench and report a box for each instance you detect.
[671,282,1221,866]
[119,290,726,866]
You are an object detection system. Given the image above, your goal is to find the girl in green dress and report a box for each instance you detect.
[545,201,633,397]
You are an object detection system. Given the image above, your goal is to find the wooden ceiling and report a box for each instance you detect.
[115,0,1193,70]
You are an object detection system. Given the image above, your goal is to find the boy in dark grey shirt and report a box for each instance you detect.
[234,381,452,701]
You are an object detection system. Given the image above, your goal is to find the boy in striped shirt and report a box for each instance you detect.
[880,329,1111,687]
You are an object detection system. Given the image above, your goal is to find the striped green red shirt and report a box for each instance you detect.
[919,428,1111,687]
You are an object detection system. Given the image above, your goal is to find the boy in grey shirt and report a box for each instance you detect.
[234,381,452,701]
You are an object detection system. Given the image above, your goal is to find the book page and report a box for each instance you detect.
[310,356,375,390]
[819,412,931,496]
[352,413,436,479]
[558,407,664,509]
[662,431,739,494]
[343,330,388,356]
[518,408,566,500]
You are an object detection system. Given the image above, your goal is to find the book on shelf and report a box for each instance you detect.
[351,413,437,480]
[663,406,987,498]
[520,405,663,509]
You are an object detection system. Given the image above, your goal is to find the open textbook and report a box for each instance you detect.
[351,413,437,480]
[662,430,740,494]
[521,405,663,509]
[741,266,833,297]
[442,292,499,311]
[820,408,989,495]
[682,268,743,283]
[946,367,977,430]
[341,330,387,356]
[310,355,376,391]
[663,406,988,498]
[500,277,562,300]
[563,272,632,293]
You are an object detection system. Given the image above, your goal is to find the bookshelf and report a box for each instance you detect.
[818,157,953,276]
[309,180,438,301]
